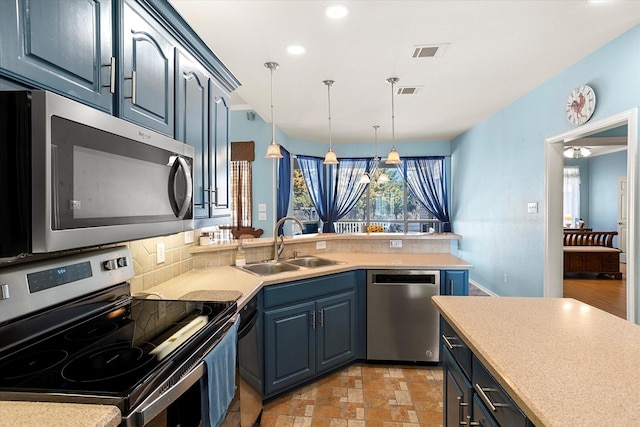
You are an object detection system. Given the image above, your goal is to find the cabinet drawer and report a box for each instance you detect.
[472,355,529,427]
[263,272,355,308]
[441,320,471,380]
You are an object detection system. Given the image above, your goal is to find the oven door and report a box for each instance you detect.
[125,316,237,427]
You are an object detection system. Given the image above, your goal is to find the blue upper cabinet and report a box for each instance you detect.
[121,0,175,136]
[210,80,231,214]
[175,49,210,218]
[0,0,114,112]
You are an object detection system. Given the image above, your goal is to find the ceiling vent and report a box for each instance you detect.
[412,43,449,59]
[396,86,423,95]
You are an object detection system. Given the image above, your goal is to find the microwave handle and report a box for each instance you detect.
[168,156,193,219]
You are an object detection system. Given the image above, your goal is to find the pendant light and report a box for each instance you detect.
[264,62,283,159]
[322,80,339,164]
[385,77,401,164]
[359,125,380,184]
[373,125,389,183]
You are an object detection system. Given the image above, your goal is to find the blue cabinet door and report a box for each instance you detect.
[210,80,231,215]
[0,0,114,111]
[263,301,316,396]
[316,291,356,374]
[175,49,209,219]
[441,270,469,296]
[121,0,175,136]
[443,347,473,427]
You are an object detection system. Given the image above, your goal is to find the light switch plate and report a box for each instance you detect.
[527,202,538,214]
[184,230,194,244]
[258,203,267,212]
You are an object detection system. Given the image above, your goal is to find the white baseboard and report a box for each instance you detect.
[469,279,499,297]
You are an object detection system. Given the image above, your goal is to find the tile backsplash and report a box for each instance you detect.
[127,232,457,294]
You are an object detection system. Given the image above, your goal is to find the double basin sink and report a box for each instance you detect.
[240,256,343,276]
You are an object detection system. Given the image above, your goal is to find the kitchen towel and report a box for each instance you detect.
[200,316,239,427]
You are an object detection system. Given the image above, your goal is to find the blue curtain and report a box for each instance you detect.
[399,157,451,232]
[276,147,291,234]
[298,156,373,233]
[328,158,372,232]
[297,156,330,231]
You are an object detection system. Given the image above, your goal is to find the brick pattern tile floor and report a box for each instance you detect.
[260,363,443,427]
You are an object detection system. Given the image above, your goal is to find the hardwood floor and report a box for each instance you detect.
[563,263,626,319]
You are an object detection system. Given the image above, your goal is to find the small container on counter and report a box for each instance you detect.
[235,244,246,266]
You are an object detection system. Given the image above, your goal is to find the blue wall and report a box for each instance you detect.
[451,24,640,297]
[588,150,627,234]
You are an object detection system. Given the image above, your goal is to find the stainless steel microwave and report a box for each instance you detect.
[0,90,194,260]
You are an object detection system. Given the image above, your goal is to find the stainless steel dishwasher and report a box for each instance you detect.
[367,270,440,362]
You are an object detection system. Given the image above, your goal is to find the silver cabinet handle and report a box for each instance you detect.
[311,310,316,329]
[102,57,116,93]
[442,334,462,350]
[1,284,9,300]
[474,383,509,412]
[124,70,137,104]
[449,279,454,295]
[319,309,324,328]
[457,396,469,426]
[206,187,218,206]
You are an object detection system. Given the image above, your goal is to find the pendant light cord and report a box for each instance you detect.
[324,80,334,150]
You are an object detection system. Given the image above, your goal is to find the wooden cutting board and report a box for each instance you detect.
[179,289,242,302]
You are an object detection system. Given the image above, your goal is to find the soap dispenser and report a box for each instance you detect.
[235,244,246,267]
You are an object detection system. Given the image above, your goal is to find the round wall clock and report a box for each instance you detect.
[566,84,596,125]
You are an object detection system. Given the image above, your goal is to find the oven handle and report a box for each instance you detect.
[129,315,238,426]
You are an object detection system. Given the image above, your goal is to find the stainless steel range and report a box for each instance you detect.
[0,246,237,426]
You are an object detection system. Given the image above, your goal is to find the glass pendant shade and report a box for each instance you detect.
[323,147,339,164]
[377,171,389,184]
[264,62,283,159]
[265,141,283,159]
[359,172,370,184]
[385,147,401,164]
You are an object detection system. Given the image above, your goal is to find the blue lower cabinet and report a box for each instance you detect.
[264,301,316,396]
[441,270,469,296]
[262,272,361,398]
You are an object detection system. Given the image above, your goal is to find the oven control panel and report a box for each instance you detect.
[0,246,134,324]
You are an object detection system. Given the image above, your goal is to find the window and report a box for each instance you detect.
[563,166,581,228]
[292,159,440,233]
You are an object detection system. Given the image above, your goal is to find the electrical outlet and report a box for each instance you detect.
[390,240,402,248]
[316,241,326,250]
[258,212,267,221]
[258,203,267,212]
[184,230,194,244]
[527,202,538,214]
[503,273,508,283]
[156,242,165,264]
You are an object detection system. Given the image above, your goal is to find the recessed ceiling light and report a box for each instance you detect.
[286,45,306,55]
[325,4,349,19]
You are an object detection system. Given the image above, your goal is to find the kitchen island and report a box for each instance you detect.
[432,296,640,426]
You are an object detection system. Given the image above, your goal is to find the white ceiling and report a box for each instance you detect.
[169,0,640,145]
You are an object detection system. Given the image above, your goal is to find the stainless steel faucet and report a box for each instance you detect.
[273,216,303,261]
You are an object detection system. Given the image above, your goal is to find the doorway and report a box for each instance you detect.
[544,109,638,323]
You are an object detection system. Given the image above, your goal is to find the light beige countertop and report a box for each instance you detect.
[432,296,640,427]
[0,402,120,427]
[146,252,472,307]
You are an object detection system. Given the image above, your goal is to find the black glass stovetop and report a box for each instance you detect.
[0,295,236,398]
